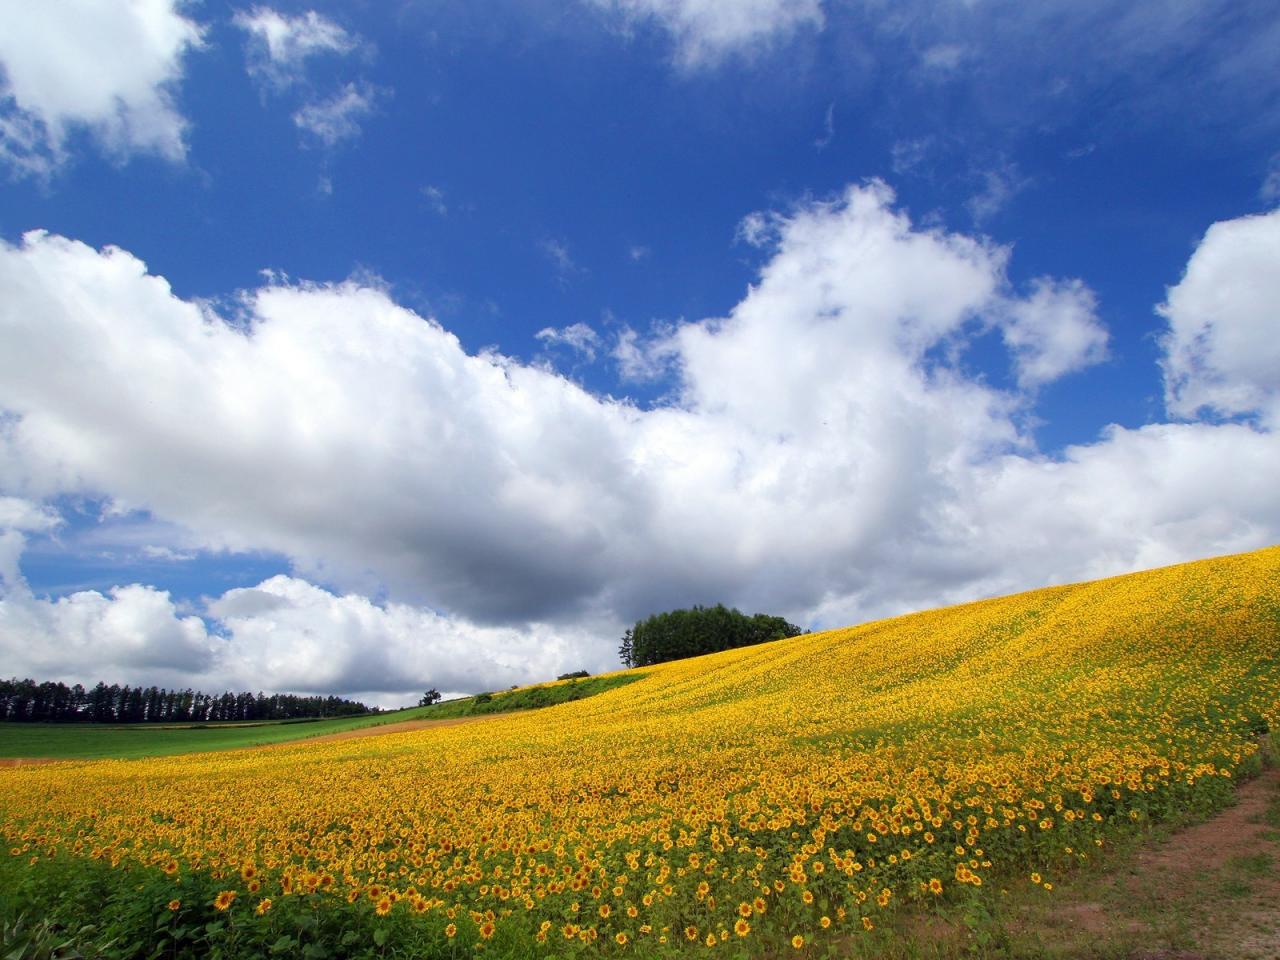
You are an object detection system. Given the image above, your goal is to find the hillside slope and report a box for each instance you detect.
[3,546,1279,957]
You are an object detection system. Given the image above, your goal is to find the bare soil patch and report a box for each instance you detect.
[1010,766,1280,960]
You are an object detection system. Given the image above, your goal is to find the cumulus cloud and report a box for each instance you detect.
[205,576,585,696]
[612,325,675,382]
[586,0,824,67]
[1,184,1279,694]
[233,7,357,89]
[998,278,1107,389]
[0,579,215,681]
[0,0,203,175]
[1159,207,1280,425]
[0,495,61,587]
[0,496,60,535]
[0,560,595,701]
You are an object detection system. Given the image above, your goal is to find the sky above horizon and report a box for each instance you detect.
[1,0,1278,707]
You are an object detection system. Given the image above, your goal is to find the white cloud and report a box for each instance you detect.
[612,325,675,382]
[140,544,196,562]
[814,102,835,149]
[233,7,357,89]
[998,278,1107,389]
[966,159,1031,224]
[233,7,375,151]
[292,82,376,146]
[0,496,60,535]
[920,43,964,73]
[205,576,586,696]
[2,187,1279,695]
[586,0,824,67]
[1261,153,1280,204]
[1159,207,1280,426]
[890,137,932,176]
[0,496,62,588]
[0,559,598,697]
[537,323,602,360]
[539,238,583,283]
[422,185,448,216]
[958,420,1280,606]
[735,210,774,247]
[0,579,216,681]
[0,0,203,175]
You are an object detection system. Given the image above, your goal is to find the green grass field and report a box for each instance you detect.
[0,708,422,760]
[0,672,644,760]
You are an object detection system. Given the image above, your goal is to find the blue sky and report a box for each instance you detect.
[1,0,1278,704]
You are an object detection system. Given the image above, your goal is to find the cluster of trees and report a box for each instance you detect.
[619,604,804,668]
[0,678,376,724]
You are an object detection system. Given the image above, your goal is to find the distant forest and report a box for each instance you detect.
[0,678,377,724]
[619,603,804,667]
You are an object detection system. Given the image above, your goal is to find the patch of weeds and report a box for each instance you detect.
[1265,793,1280,829]
[1217,852,1273,898]
[1226,853,1272,877]
[1220,876,1253,898]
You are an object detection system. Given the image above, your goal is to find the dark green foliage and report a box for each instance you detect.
[620,604,804,667]
[0,911,112,959]
[417,689,441,707]
[0,678,375,724]
[0,854,471,960]
[556,670,590,680]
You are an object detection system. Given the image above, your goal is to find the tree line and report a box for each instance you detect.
[0,678,377,724]
[619,603,804,668]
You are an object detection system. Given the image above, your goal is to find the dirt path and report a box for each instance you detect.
[1009,766,1280,960]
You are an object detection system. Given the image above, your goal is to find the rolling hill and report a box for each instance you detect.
[2,546,1278,958]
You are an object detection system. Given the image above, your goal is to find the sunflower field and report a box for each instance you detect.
[3,547,1279,958]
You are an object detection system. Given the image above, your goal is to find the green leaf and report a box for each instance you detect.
[372,928,388,948]
[270,935,297,954]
